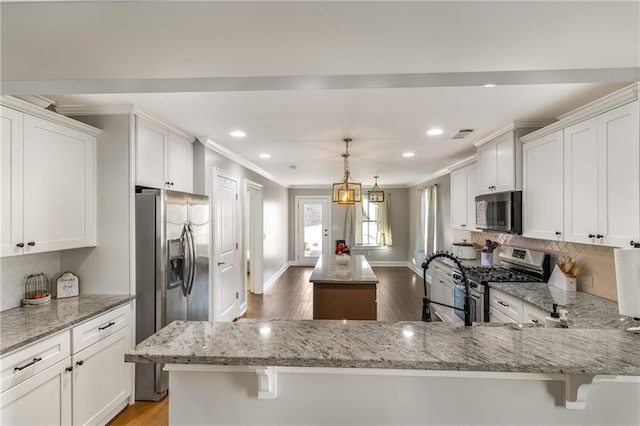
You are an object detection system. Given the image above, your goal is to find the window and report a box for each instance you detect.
[355,198,393,247]
[360,200,379,246]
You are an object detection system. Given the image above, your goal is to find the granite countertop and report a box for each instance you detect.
[309,255,378,284]
[0,294,135,355]
[125,319,640,375]
[489,282,640,330]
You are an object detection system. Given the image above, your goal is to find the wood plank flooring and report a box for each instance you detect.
[114,266,429,424]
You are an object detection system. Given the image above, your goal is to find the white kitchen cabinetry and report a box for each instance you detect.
[522,130,564,240]
[522,304,548,326]
[0,102,98,257]
[477,131,517,195]
[450,164,477,230]
[0,304,132,425]
[564,101,639,246]
[136,116,193,193]
[489,288,549,325]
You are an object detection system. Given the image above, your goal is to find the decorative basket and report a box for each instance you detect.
[22,273,51,305]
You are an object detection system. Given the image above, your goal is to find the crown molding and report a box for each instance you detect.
[448,155,478,172]
[521,82,639,143]
[14,95,57,109]
[201,138,289,188]
[1,95,102,136]
[56,103,196,142]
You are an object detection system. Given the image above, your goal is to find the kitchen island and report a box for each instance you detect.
[309,254,378,320]
[126,320,640,425]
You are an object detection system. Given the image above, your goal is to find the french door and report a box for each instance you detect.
[296,197,330,266]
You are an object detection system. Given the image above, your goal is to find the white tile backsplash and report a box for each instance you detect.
[0,252,61,311]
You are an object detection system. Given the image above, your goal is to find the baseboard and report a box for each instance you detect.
[407,263,424,277]
[263,261,293,293]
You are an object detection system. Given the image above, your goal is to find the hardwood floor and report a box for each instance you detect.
[115,266,429,424]
[243,266,429,321]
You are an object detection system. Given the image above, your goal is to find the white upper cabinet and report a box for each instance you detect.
[563,101,639,246]
[1,101,98,257]
[476,130,518,195]
[450,164,477,230]
[135,116,193,193]
[523,130,564,240]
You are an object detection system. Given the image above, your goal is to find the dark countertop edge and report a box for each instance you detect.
[124,354,640,376]
[311,280,378,285]
[0,295,135,356]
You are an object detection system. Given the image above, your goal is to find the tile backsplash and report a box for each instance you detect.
[471,232,618,301]
[0,252,61,311]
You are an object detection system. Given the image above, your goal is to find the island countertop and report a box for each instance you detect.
[126,319,640,376]
[309,254,377,284]
[0,294,135,355]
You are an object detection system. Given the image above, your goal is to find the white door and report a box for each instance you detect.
[0,106,24,257]
[477,142,496,195]
[494,132,515,193]
[296,197,329,266]
[213,170,241,322]
[598,101,640,247]
[166,132,193,193]
[135,117,167,189]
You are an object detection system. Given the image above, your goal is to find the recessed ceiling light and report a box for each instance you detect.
[230,130,246,138]
[483,83,496,88]
[259,153,271,159]
[427,128,444,136]
[403,152,415,158]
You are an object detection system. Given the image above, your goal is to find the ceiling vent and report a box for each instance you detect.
[450,129,475,139]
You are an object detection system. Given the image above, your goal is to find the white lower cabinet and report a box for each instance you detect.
[0,305,132,425]
[522,304,547,326]
[489,288,547,325]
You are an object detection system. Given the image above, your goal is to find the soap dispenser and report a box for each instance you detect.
[545,304,561,328]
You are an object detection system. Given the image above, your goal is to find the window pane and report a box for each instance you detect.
[303,204,322,257]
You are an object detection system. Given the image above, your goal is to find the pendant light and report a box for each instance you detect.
[368,176,384,202]
[332,138,362,204]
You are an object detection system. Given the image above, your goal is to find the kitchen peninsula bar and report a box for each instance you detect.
[309,255,378,320]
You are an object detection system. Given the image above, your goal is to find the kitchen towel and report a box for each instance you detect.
[614,248,640,317]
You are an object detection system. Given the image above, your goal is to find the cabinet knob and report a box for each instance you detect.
[16,243,24,248]
[631,241,640,248]
[65,366,73,372]
[555,231,562,236]
[165,181,171,186]
[461,224,466,227]
[596,234,603,239]
[27,241,35,247]
[76,360,84,366]
[588,234,595,238]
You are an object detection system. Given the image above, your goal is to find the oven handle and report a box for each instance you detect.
[454,283,481,298]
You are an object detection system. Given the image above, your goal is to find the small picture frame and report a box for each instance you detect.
[56,272,79,298]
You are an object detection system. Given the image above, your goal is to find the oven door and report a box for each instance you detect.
[454,284,482,323]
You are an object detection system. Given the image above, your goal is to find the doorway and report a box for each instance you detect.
[244,179,264,295]
[295,196,330,266]
[212,168,243,322]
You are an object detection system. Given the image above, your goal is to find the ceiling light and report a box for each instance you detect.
[259,153,271,159]
[230,130,246,138]
[403,152,415,158]
[483,83,496,88]
[368,176,384,203]
[332,138,362,205]
[427,128,443,136]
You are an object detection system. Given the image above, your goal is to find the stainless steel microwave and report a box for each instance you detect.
[475,191,522,234]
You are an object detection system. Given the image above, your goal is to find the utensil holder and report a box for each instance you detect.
[548,265,577,291]
[481,252,493,266]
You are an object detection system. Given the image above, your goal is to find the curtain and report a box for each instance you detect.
[377,196,393,246]
[415,184,439,265]
[344,204,355,247]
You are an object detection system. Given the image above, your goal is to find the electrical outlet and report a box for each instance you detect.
[580,276,594,289]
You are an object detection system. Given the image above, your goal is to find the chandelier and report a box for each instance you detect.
[368,176,384,202]
[332,138,362,204]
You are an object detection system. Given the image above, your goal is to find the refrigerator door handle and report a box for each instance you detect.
[180,223,191,297]
[187,223,198,295]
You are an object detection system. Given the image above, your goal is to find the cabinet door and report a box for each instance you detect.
[465,166,478,231]
[522,303,547,326]
[523,131,564,240]
[23,115,96,253]
[0,107,24,257]
[450,169,468,229]
[166,132,193,193]
[136,117,167,189]
[477,142,496,195]
[564,117,599,244]
[598,101,640,247]
[1,359,72,425]
[494,132,515,192]
[72,326,131,426]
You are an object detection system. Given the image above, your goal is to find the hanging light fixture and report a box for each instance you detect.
[332,138,362,204]
[368,176,385,203]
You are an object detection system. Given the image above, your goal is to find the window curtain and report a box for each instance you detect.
[414,184,439,265]
[344,204,356,247]
[377,196,393,247]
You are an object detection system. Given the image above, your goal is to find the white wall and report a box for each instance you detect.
[0,252,61,311]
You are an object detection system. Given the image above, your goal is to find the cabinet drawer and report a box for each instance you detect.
[522,303,547,326]
[489,290,523,322]
[72,304,131,354]
[0,331,70,393]
[489,306,518,324]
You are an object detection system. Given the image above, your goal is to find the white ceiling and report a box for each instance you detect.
[2,1,639,187]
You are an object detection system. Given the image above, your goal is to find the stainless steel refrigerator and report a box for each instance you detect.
[135,189,210,401]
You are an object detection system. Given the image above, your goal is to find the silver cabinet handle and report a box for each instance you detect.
[531,319,539,324]
[217,262,226,266]
[497,301,509,308]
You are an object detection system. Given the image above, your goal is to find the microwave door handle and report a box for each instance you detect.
[181,223,191,297]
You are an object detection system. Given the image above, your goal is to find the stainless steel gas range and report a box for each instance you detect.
[451,246,551,323]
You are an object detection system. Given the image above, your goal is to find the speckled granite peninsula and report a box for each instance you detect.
[126,319,640,376]
[0,294,135,355]
[309,254,378,284]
